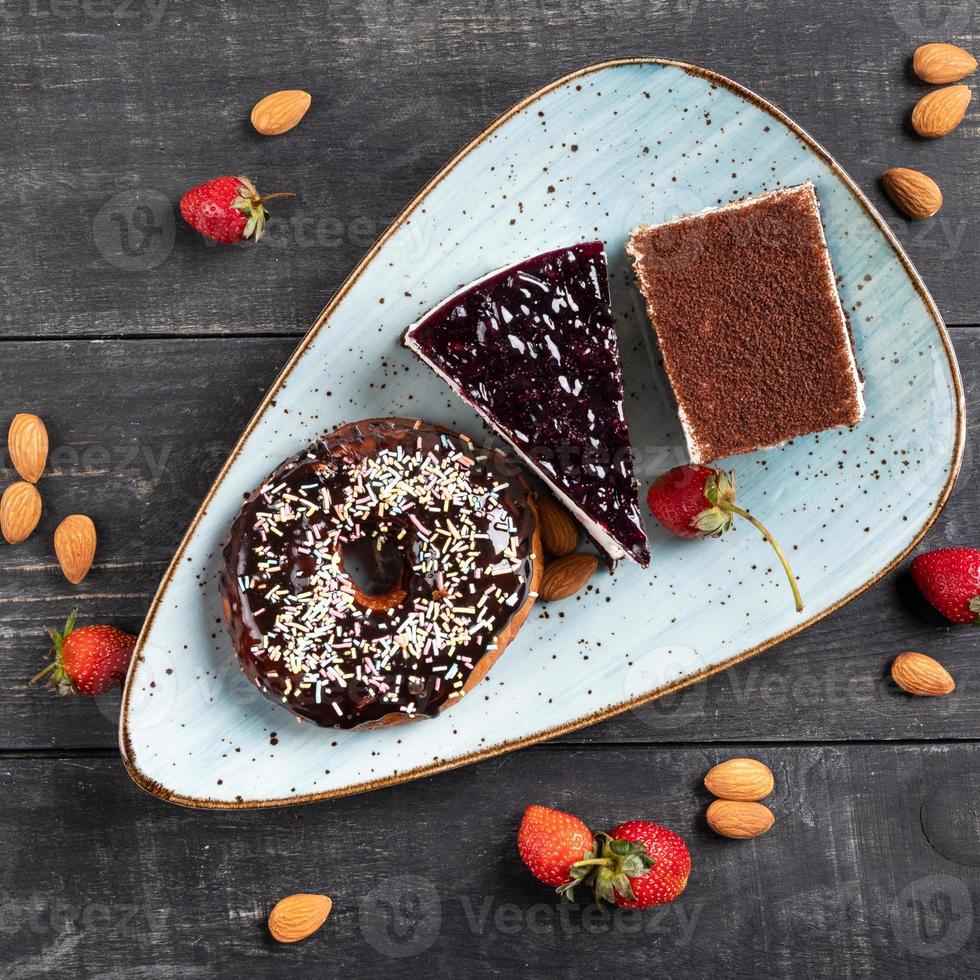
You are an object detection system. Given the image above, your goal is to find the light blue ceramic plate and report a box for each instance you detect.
[120,59,963,808]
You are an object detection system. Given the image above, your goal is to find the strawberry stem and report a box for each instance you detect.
[30,662,57,685]
[568,858,609,870]
[258,192,296,204]
[728,504,804,613]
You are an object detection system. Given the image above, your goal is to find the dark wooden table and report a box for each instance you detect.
[2,2,978,977]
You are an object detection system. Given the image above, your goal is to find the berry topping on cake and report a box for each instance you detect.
[404,242,649,567]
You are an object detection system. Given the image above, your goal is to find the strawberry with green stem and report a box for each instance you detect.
[179,176,295,244]
[518,806,692,909]
[31,609,137,695]
[648,464,803,613]
[570,820,691,909]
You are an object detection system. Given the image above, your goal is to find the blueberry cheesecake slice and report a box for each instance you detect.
[404,241,649,567]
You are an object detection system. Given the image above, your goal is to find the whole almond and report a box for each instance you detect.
[1,482,42,544]
[704,757,774,802]
[706,799,774,839]
[539,553,598,601]
[891,651,955,697]
[911,84,972,138]
[881,168,943,220]
[8,413,48,484]
[54,514,97,584]
[537,495,579,557]
[268,893,332,943]
[251,90,312,136]
[913,43,977,84]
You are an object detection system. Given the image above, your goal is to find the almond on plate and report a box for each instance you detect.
[538,553,598,601]
[8,413,48,484]
[250,90,312,136]
[54,514,97,584]
[706,799,775,839]
[704,757,774,801]
[911,84,972,138]
[1,482,42,544]
[536,495,579,557]
[891,651,955,697]
[881,168,943,220]
[268,893,332,943]
[913,43,977,84]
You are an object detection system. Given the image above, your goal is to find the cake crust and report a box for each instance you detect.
[627,183,864,463]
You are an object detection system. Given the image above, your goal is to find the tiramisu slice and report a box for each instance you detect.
[627,182,864,464]
[404,241,650,568]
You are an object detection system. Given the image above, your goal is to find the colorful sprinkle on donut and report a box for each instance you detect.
[221,419,539,729]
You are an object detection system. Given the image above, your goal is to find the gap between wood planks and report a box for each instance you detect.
[0,323,979,344]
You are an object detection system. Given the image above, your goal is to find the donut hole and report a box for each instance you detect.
[341,534,407,610]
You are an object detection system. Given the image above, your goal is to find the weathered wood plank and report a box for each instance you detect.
[0,744,976,978]
[1,5,977,979]
[0,1,977,339]
[0,331,978,749]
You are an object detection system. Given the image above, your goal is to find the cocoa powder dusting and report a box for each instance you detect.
[629,184,864,463]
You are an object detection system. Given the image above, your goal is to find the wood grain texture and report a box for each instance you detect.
[0,332,977,749]
[0,3,978,976]
[1,745,977,978]
[0,0,977,339]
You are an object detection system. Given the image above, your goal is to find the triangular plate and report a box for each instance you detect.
[121,59,963,808]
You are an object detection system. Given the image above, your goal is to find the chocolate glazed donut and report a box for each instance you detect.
[220,418,542,730]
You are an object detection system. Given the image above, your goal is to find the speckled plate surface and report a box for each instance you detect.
[120,59,963,808]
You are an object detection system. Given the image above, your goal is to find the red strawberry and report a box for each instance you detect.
[518,805,595,893]
[647,464,720,539]
[31,610,137,695]
[911,547,980,625]
[648,464,804,612]
[179,176,294,244]
[590,820,691,909]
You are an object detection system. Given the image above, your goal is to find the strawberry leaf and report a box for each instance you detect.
[693,506,733,537]
[715,469,736,504]
[582,832,657,908]
[31,608,79,692]
[704,476,720,506]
